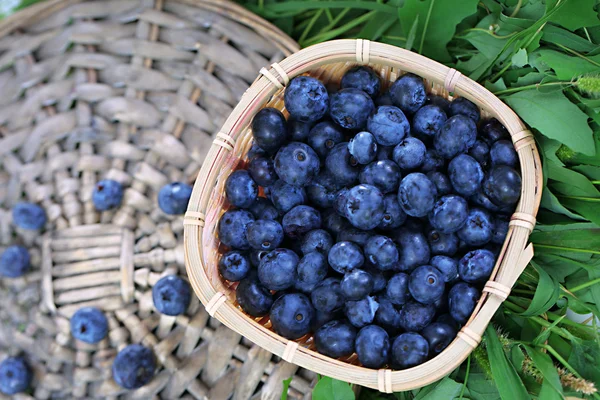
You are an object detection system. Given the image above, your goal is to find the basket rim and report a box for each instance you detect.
[0,0,300,55]
[184,39,543,392]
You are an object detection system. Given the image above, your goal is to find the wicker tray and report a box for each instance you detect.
[0,1,329,399]
[184,39,544,392]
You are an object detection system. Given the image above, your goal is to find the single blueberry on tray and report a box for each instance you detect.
[158,182,193,215]
[0,245,30,278]
[0,356,31,395]
[70,307,108,344]
[12,202,46,230]
[112,344,156,389]
[152,275,191,316]
[92,179,124,211]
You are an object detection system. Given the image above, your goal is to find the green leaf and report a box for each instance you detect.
[519,261,560,317]
[281,377,292,400]
[504,90,595,156]
[569,340,600,385]
[405,15,419,51]
[538,379,563,400]
[531,228,600,250]
[540,187,585,220]
[465,371,501,400]
[312,376,355,400]
[559,197,600,226]
[511,48,529,67]
[572,165,600,181]
[541,25,598,53]
[485,326,530,400]
[547,0,600,31]
[398,0,479,62]
[413,377,462,400]
[535,49,600,80]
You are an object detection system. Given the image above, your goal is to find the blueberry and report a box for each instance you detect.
[218,209,254,249]
[469,140,490,169]
[364,235,399,270]
[336,227,373,246]
[295,252,328,293]
[306,172,338,208]
[490,140,518,168]
[375,297,402,333]
[377,145,395,161]
[356,325,390,368]
[330,88,375,130]
[389,73,426,114]
[469,190,503,213]
[391,333,429,369]
[258,248,299,290]
[341,66,381,98]
[345,296,379,328]
[430,256,459,283]
[393,137,426,170]
[152,275,191,316]
[12,202,46,230]
[248,198,279,220]
[225,170,258,208]
[274,142,320,186]
[252,107,288,153]
[322,211,349,237]
[248,157,277,187]
[0,357,31,395]
[434,115,477,159]
[282,205,321,238]
[112,344,156,389]
[328,241,364,274]
[308,121,345,159]
[348,131,377,164]
[269,180,306,214]
[412,105,447,141]
[399,301,436,332]
[70,307,108,344]
[426,94,451,114]
[301,229,333,255]
[314,320,357,358]
[421,149,444,172]
[457,208,493,246]
[393,228,430,272]
[341,269,374,301]
[236,277,273,317]
[377,194,407,230]
[311,310,341,330]
[480,118,510,145]
[0,245,30,278]
[359,160,401,193]
[492,215,509,245]
[247,144,267,160]
[367,106,409,146]
[367,268,387,293]
[422,322,457,356]
[436,313,460,331]
[376,91,394,106]
[448,282,480,324]
[448,154,484,197]
[344,184,384,230]
[428,195,469,234]
[158,182,193,215]
[270,293,314,340]
[483,165,522,207]
[249,250,269,267]
[284,76,329,123]
[246,219,284,251]
[326,143,360,186]
[311,278,344,312]
[385,273,411,305]
[92,179,124,211]
[427,229,458,256]
[449,97,480,122]
[218,250,251,281]
[398,173,437,217]
[288,118,313,142]
[459,249,495,283]
[408,265,445,304]
[333,188,350,216]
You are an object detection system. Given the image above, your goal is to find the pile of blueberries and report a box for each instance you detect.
[218,66,521,370]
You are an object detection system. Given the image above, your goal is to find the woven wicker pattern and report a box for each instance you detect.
[0,1,317,399]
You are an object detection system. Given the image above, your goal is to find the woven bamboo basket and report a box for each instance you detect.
[184,39,544,393]
[0,1,333,399]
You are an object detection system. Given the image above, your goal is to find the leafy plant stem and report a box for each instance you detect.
[503,301,573,340]
[418,0,435,54]
[458,355,471,400]
[570,277,600,293]
[317,8,350,35]
[493,81,572,96]
[490,61,513,83]
[299,9,324,44]
[592,181,600,185]
[534,244,600,255]
[304,11,375,46]
[510,0,523,17]
[583,27,592,43]
[556,43,600,68]
[556,195,600,202]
